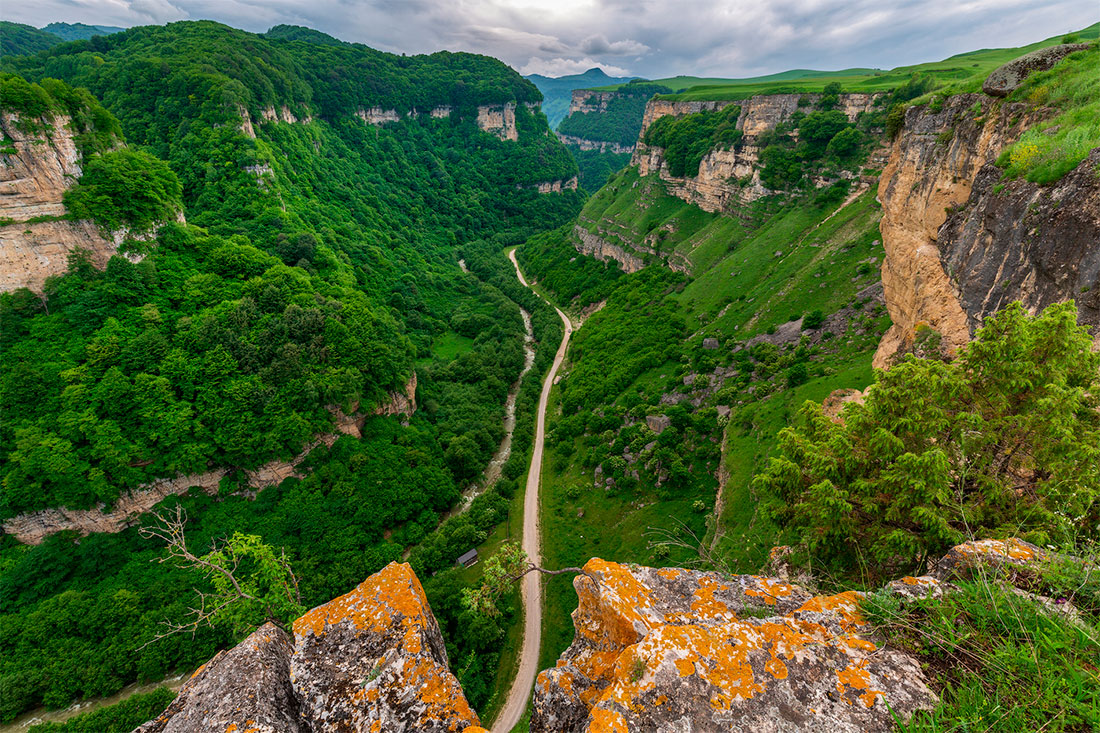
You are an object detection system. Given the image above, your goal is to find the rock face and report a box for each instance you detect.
[136,623,303,733]
[632,93,882,213]
[532,176,580,194]
[982,44,1091,97]
[531,558,936,732]
[372,372,418,418]
[937,148,1100,338]
[292,562,480,732]
[557,134,634,154]
[572,224,647,273]
[476,104,518,141]
[0,111,120,292]
[136,564,481,733]
[873,91,1100,366]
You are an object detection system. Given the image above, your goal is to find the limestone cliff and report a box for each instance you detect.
[139,563,482,733]
[0,111,119,292]
[873,92,1098,366]
[353,103,525,141]
[557,134,634,154]
[632,93,882,213]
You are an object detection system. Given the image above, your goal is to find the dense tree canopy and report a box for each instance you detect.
[758,302,1100,579]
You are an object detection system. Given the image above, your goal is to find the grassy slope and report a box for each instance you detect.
[587,23,1099,101]
[534,166,890,669]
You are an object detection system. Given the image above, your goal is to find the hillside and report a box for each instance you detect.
[40,23,125,41]
[1,12,1099,733]
[553,23,1100,194]
[0,20,581,724]
[516,31,1099,728]
[524,67,640,129]
[0,22,61,57]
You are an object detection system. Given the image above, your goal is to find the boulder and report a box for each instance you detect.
[135,623,303,733]
[983,44,1090,97]
[291,562,480,732]
[646,415,672,433]
[928,538,1047,581]
[531,558,937,732]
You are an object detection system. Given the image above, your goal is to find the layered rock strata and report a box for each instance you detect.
[632,93,882,213]
[0,111,119,292]
[873,92,1100,366]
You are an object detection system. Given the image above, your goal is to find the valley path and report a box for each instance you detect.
[492,250,573,733]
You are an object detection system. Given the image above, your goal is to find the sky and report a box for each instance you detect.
[5,0,1097,79]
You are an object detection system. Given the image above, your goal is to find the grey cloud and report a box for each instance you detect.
[6,0,1096,79]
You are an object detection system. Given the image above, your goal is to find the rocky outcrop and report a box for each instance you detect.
[476,104,518,141]
[531,558,937,732]
[292,563,480,731]
[0,111,122,292]
[557,134,634,154]
[568,89,619,115]
[532,177,579,194]
[372,372,418,418]
[874,94,1060,366]
[136,623,303,733]
[573,224,646,273]
[633,93,882,212]
[138,563,481,733]
[936,148,1100,338]
[982,44,1091,97]
[356,107,403,125]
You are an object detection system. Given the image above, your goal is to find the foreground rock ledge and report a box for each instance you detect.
[532,558,937,732]
[137,562,481,733]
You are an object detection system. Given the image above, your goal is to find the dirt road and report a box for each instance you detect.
[492,250,572,732]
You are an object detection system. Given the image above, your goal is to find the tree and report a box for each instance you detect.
[140,505,305,639]
[462,542,581,618]
[757,302,1100,580]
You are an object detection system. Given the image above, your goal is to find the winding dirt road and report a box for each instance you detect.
[492,250,573,733]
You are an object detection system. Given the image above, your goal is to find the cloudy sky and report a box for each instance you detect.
[6,0,1096,78]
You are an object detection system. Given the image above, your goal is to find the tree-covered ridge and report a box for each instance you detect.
[41,23,125,42]
[2,20,541,133]
[0,22,62,57]
[557,82,672,146]
[0,72,122,157]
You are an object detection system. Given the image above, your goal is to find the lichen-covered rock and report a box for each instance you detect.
[533,559,935,732]
[134,623,302,733]
[982,44,1090,97]
[291,562,480,732]
[928,538,1047,581]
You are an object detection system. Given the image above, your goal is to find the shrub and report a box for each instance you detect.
[64,149,182,232]
[758,302,1100,580]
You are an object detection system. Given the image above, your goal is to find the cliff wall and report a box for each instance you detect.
[874,93,1098,366]
[0,111,120,292]
[353,103,525,141]
[632,93,882,213]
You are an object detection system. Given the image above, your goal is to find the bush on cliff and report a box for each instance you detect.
[759,301,1100,580]
[63,149,182,232]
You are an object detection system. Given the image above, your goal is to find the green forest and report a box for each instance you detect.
[0,20,582,723]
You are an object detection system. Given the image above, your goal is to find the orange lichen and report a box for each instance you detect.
[293,562,430,640]
[795,591,866,630]
[744,576,795,606]
[836,660,884,708]
[675,658,696,677]
[956,538,1036,561]
[588,709,629,732]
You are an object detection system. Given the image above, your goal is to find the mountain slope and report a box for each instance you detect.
[525,67,640,129]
